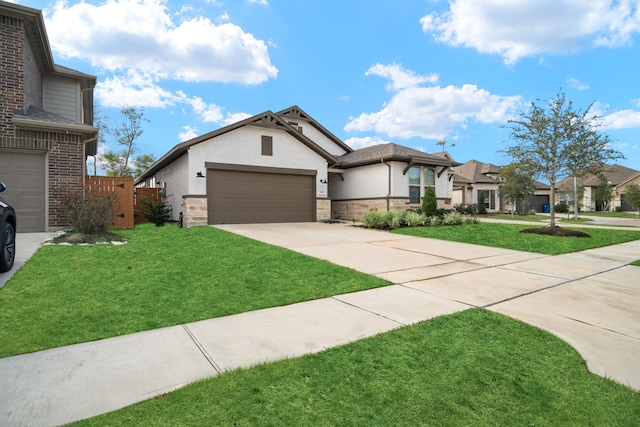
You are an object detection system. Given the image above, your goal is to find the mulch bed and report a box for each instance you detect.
[519,226,591,238]
[51,231,127,245]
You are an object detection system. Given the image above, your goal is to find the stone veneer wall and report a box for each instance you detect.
[181,195,208,228]
[332,198,452,221]
[316,198,331,221]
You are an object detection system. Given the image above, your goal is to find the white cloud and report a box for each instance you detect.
[366,63,439,91]
[567,77,590,91]
[421,0,640,65]
[248,0,268,5]
[96,71,179,108]
[345,63,522,140]
[178,125,199,142]
[344,136,392,150]
[602,109,640,129]
[222,112,253,126]
[45,0,278,84]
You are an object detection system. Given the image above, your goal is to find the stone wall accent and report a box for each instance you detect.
[181,195,208,228]
[316,198,331,221]
[331,198,453,221]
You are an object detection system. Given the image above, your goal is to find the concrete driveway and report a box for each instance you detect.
[217,222,640,392]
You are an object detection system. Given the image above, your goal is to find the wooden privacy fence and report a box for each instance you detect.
[85,176,161,229]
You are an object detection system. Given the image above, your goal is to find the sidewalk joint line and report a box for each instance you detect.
[182,324,223,373]
[330,296,407,327]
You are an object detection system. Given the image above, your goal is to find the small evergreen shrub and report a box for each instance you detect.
[404,210,425,227]
[361,210,385,229]
[464,215,479,224]
[477,192,487,214]
[422,186,438,216]
[384,211,402,230]
[140,197,172,226]
[427,215,441,226]
[442,211,463,225]
[615,206,624,212]
[555,202,569,213]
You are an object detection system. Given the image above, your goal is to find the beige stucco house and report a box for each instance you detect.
[135,106,459,227]
[555,164,639,211]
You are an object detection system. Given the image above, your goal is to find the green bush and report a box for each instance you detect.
[464,215,480,224]
[555,202,569,213]
[140,197,172,226]
[442,211,463,225]
[361,210,385,229]
[427,215,441,226]
[422,186,438,216]
[404,210,425,227]
[384,211,403,230]
[58,186,118,235]
[615,206,624,212]
[477,192,487,214]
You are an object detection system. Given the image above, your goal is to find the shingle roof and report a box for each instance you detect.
[556,164,639,190]
[337,143,457,168]
[451,160,500,184]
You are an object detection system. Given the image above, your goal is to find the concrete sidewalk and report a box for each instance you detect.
[1,223,639,426]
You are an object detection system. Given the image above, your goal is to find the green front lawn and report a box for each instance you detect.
[632,260,640,267]
[485,213,548,222]
[0,224,388,357]
[582,211,640,219]
[75,309,640,426]
[393,223,640,255]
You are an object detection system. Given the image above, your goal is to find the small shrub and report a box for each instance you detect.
[404,210,425,227]
[427,215,441,226]
[384,211,402,230]
[555,202,569,213]
[615,206,624,212]
[59,186,118,235]
[527,209,537,215]
[140,197,172,226]
[477,192,487,214]
[463,215,479,224]
[361,210,385,229]
[422,186,438,216]
[442,211,463,225]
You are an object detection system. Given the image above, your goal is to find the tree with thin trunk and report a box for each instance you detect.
[594,173,613,212]
[502,91,623,228]
[625,183,640,217]
[98,107,152,177]
[498,163,536,217]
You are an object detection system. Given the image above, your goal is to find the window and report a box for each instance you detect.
[261,135,273,156]
[408,167,421,204]
[423,167,435,194]
[478,190,496,210]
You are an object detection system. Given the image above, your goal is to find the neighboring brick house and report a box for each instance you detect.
[555,164,639,212]
[0,1,97,231]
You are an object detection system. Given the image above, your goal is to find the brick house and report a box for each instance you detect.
[0,1,97,231]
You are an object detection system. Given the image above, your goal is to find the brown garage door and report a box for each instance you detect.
[207,166,316,224]
[0,151,46,232]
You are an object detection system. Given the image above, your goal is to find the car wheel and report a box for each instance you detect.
[0,221,16,273]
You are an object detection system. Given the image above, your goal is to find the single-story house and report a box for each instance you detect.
[135,106,459,227]
[0,1,98,231]
[451,159,550,213]
[614,172,640,211]
[555,164,639,211]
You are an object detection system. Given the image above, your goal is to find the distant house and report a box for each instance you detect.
[451,159,550,213]
[614,172,640,211]
[0,1,97,231]
[555,164,639,211]
[135,106,459,227]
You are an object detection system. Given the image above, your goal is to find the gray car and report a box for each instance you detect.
[0,182,16,273]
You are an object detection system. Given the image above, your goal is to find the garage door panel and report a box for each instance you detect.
[0,151,46,231]
[208,169,315,224]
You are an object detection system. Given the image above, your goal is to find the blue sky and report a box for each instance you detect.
[15,0,640,174]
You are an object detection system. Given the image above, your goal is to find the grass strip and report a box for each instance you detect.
[74,309,640,426]
[0,224,388,357]
[393,222,640,255]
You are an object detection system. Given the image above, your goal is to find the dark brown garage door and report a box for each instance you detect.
[207,166,316,224]
[0,150,46,232]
